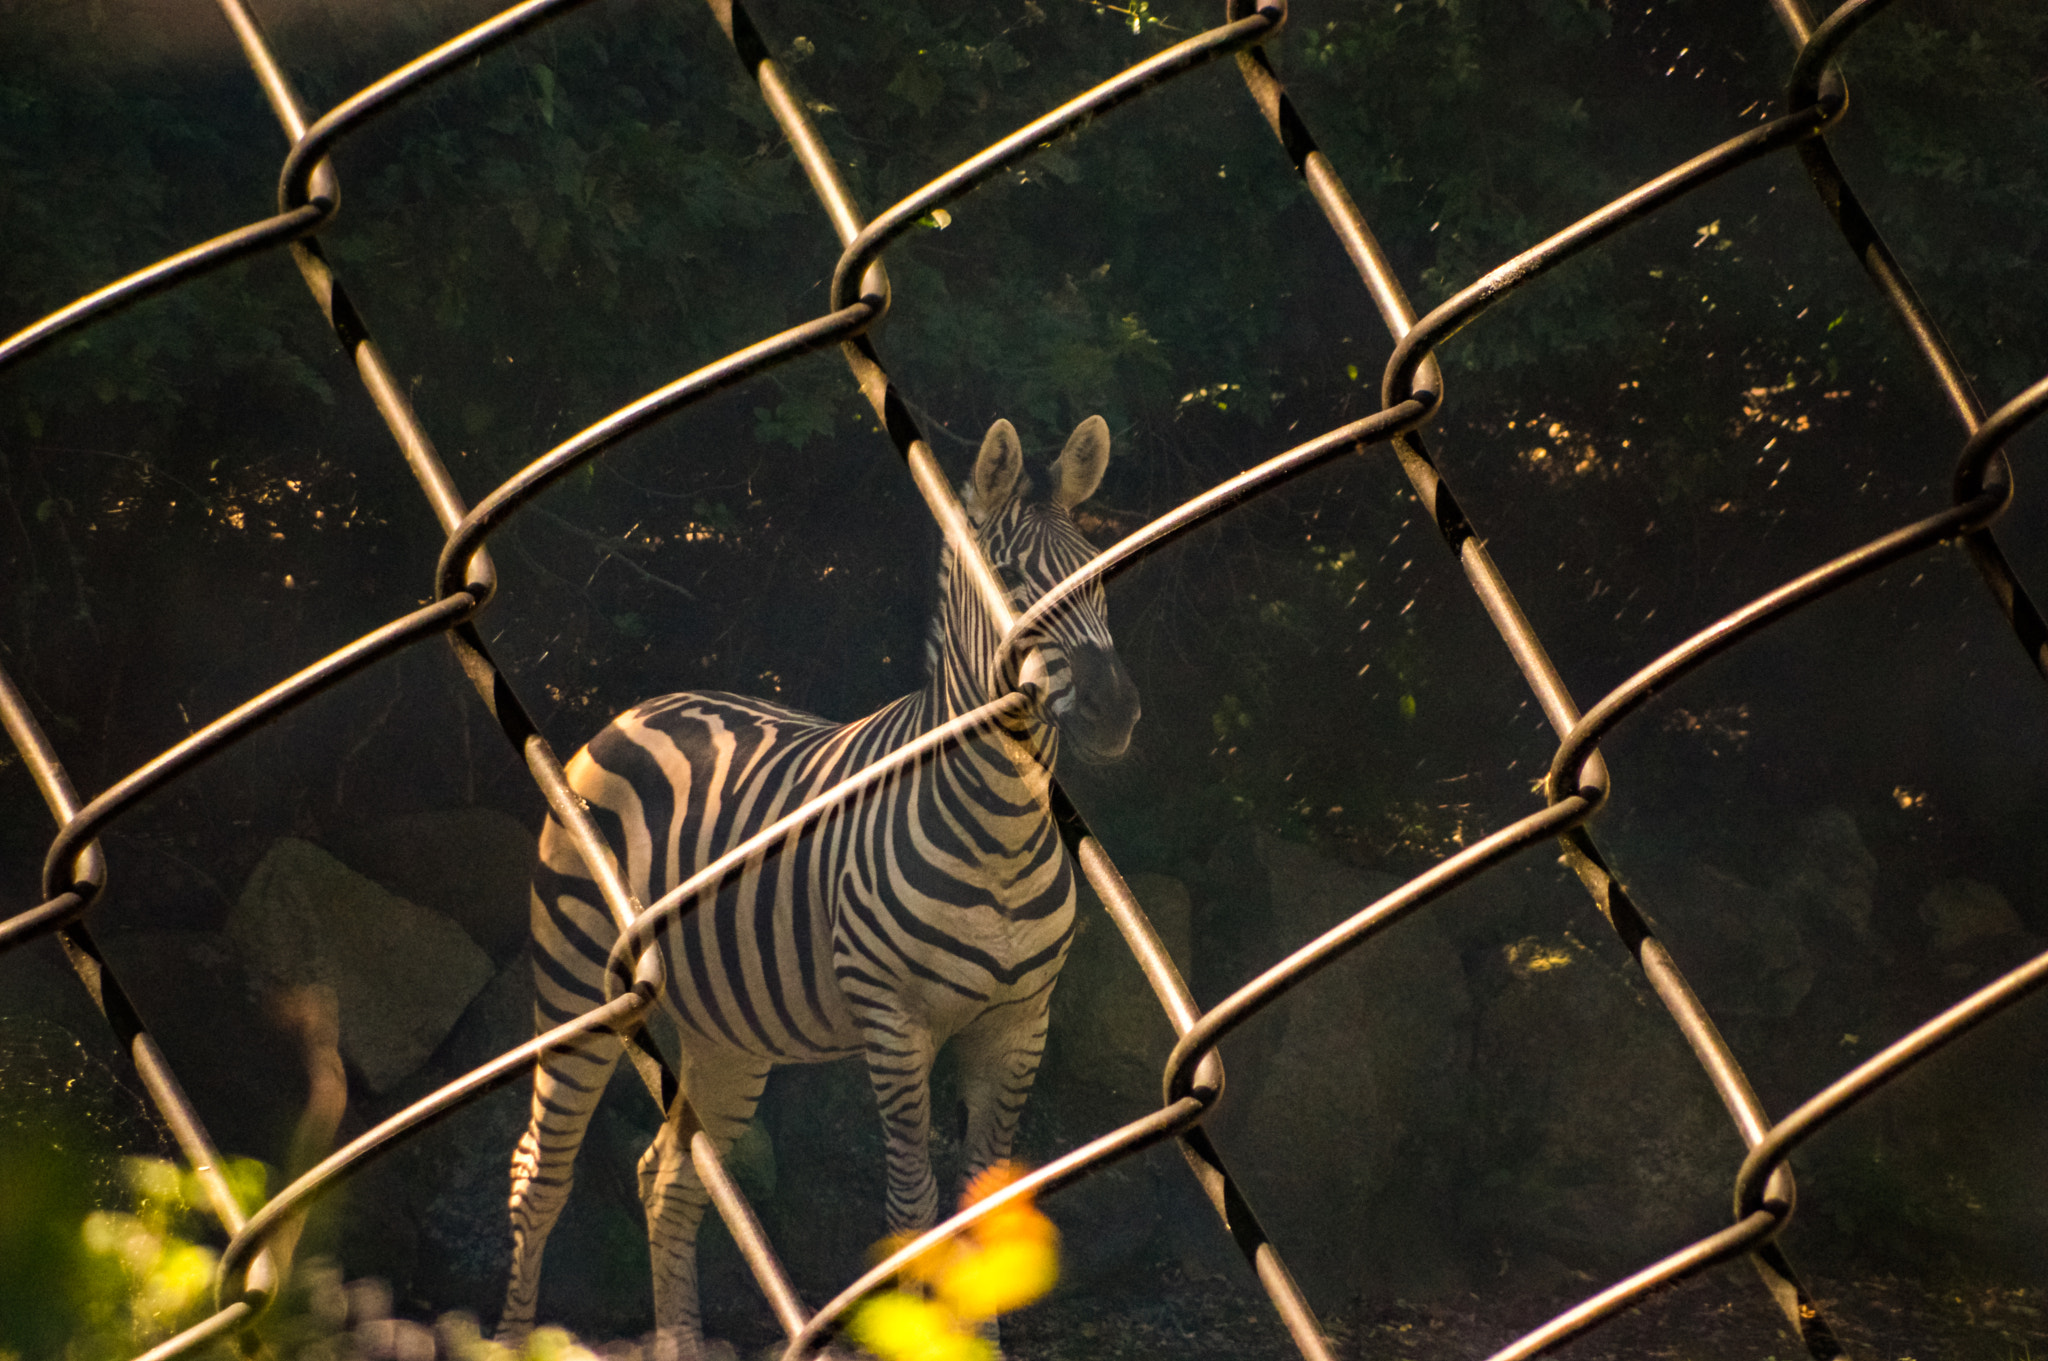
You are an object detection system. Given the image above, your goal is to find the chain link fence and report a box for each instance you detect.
[3,0,2045,1358]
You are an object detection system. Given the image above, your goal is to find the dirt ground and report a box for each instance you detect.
[992,1264,2048,1361]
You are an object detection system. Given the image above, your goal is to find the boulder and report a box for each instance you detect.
[1653,862,1814,1018]
[1647,807,1887,1022]
[1038,872,1197,1289]
[1122,871,1196,975]
[325,808,539,966]
[424,945,537,1082]
[1197,833,1473,1308]
[1918,879,2024,956]
[1779,806,1880,943]
[229,838,495,1093]
[1051,871,1192,1113]
[1469,929,1738,1273]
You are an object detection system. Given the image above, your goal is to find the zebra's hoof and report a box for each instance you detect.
[645,1331,736,1361]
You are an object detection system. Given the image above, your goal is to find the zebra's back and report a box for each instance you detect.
[535,689,885,1065]
[534,682,1079,1068]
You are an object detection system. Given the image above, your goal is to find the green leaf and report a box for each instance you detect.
[886,61,945,116]
[753,392,837,449]
[533,63,557,127]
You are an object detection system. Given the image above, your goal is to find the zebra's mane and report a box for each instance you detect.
[922,472,1036,678]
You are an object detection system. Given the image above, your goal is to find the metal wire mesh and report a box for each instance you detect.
[2,1,2045,1359]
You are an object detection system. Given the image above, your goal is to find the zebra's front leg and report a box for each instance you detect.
[953,995,1051,1182]
[860,1014,942,1237]
[640,1052,772,1361]
[948,999,1054,1361]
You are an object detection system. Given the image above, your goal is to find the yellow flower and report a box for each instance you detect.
[934,1236,1058,1323]
[847,1291,993,1361]
[853,1161,1060,1355]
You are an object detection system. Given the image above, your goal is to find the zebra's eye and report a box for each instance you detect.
[996,565,1026,593]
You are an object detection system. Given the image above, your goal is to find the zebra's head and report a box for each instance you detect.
[934,415,1140,764]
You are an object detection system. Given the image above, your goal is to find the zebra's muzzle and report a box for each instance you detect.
[1056,641,1140,763]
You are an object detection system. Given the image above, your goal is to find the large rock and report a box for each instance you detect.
[1037,872,1197,1290]
[1051,871,1192,1114]
[1197,833,1473,1308]
[1919,878,2024,956]
[1778,807,1881,944]
[325,808,539,966]
[1652,862,1814,1018]
[1649,807,1889,1021]
[229,838,495,1093]
[1469,929,1738,1274]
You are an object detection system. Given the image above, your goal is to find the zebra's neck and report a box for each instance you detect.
[908,623,1059,792]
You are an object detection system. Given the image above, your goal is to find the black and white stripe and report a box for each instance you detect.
[499,417,1138,1359]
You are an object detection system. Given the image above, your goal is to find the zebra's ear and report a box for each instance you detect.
[1051,414,1110,509]
[969,419,1026,523]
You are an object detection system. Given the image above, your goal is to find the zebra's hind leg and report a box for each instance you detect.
[641,1051,772,1361]
[500,1022,628,1344]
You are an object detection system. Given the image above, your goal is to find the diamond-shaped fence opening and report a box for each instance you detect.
[2,2,2046,1360]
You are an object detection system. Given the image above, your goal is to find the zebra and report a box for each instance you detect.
[499,416,1140,1360]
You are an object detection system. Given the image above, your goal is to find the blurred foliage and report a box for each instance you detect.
[0,1017,173,1361]
[3,1118,612,1361]
[0,1019,264,1361]
[64,1155,264,1361]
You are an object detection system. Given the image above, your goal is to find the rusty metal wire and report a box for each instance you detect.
[2,1,2045,1359]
